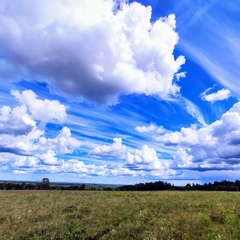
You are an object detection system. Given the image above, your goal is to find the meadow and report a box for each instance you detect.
[1,190,240,239]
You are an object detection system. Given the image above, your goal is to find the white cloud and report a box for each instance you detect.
[0,153,39,168]
[200,88,231,103]
[0,138,176,178]
[126,145,169,170]
[13,170,28,175]
[0,152,149,178]
[37,150,63,165]
[157,101,240,170]
[89,138,126,158]
[0,128,42,156]
[38,127,81,154]
[175,71,186,80]
[135,123,167,134]
[158,124,198,146]
[0,89,67,146]
[0,126,81,156]
[11,90,66,128]
[0,105,35,135]
[0,0,185,104]
[173,148,194,168]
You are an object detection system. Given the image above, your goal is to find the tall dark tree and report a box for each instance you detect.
[41,178,50,189]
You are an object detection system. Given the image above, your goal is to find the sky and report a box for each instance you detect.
[0,0,240,185]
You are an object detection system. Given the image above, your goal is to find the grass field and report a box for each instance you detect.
[1,191,240,239]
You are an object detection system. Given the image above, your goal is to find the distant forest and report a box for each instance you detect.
[0,178,86,191]
[1,178,240,191]
[117,180,240,191]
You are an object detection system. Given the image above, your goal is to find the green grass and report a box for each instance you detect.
[1,191,240,239]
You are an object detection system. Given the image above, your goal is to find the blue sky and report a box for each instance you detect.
[0,0,240,185]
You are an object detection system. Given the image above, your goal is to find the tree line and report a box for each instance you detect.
[116,180,240,191]
[0,178,86,190]
[2,178,240,191]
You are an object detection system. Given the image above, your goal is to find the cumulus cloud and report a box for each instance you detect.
[0,135,176,178]
[135,123,168,134]
[126,145,169,170]
[175,71,186,80]
[0,105,35,135]
[158,101,240,170]
[0,89,66,136]
[0,126,81,156]
[0,153,39,170]
[89,138,126,158]
[0,151,144,178]
[37,150,63,165]
[38,127,81,154]
[0,153,93,175]
[0,91,79,156]
[0,0,185,104]
[11,90,66,128]
[200,87,231,103]
[158,124,198,146]
[0,150,174,178]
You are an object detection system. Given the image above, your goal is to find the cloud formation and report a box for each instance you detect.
[89,138,126,158]
[178,0,240,97]
[182,97,206,126]
[0,89,66,136]
[0,0,185,104]
[0,126,81,157]
[0,105,35,135]
[126,145,169,171]
[200,87,231,103]
[0,89,78,158]
[1,90,173,179]
[135,123,167,134]
[158,101,240,170]
[11,90,66,128]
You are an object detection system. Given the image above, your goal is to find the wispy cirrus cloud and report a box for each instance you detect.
[177,0,240,97]
[174,0,218,35]
[181,97,206,126]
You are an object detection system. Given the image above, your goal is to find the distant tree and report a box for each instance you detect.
[25,184,35,190]
[41,178,50,189]
[20,182,26,190]
[185,183,192,191]
[80,184,86,190]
